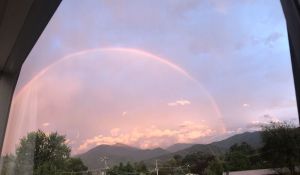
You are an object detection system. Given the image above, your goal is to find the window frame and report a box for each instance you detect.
[0,0,61,155]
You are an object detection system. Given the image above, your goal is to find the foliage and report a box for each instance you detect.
[133,161,148,173]
[225,142,252,171]
[1,130,87,175]
[204,158,224,175]
[261,121,300,175]
[157,155,186,175]
[0,155,16,175]
[154,152,223,175]
[181,152,215,175]
[65,158,89,173]
[107,161,148,175]
[224,142,263,171]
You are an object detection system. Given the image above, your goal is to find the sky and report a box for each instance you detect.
[2,0,299,155]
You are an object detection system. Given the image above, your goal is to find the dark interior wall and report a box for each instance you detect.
[280,0,300,124]
[0,0,61,155]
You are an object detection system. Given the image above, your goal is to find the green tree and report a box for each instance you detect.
[124,162,134,172]
[107,165,119,175]
[225,142,258,171]
[229,142,254,155]
[204,159,224,175]
[118,162,125,172]
[182,152,215,175]
[108,162,146,175]
[66,158,89,173]
[261,121,300,175]
[173,155,182,165]
[133,161,148,173]
[157,158,184,175]
[14,130,87,175]
[0,155,16,175]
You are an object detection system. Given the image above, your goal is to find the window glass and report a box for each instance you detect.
[1,1,299,175]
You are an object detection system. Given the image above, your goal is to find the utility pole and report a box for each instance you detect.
[100,156,109,175]
[155,160,159,175]
[186,164,190,174]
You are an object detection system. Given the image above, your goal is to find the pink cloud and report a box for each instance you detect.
[110,128,121,136]
[77,121,214,153]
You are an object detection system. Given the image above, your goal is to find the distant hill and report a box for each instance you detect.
[78,131,262,170]
[145,144,225,167]
[77,143,169,169]
[145,131,262,166]
[166,143,194,153]
[211,131,262,149]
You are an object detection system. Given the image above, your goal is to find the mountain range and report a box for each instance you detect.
[78,143,169,169]
[77,131,262,170]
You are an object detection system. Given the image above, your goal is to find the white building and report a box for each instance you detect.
[223,169,276,175]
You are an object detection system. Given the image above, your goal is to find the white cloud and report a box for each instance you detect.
[42,122,50,127]
[262,114,281,122]
[246,114,282,130]
[243,103,249,107]
[168,100,191,106]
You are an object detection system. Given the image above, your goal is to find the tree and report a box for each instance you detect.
[14,130,87,175]
[204,159,224,175]
[224,142,263,171]
[157,156,185,175]
[133,161,148,173]
[107,161,148,175]
[261,121,300,175]
[225,142,252,171]
[107,164,119,175]
[182,152,215,175]
[66,158,89,173]
[0,155,16,175]
[173,155,182,165]
[229,142,254,155]
[124,162,134,172]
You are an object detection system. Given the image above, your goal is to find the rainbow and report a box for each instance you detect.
[13,47,223,128]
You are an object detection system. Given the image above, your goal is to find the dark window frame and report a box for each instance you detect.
[0,0,61,155]
[280,0,300,125]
